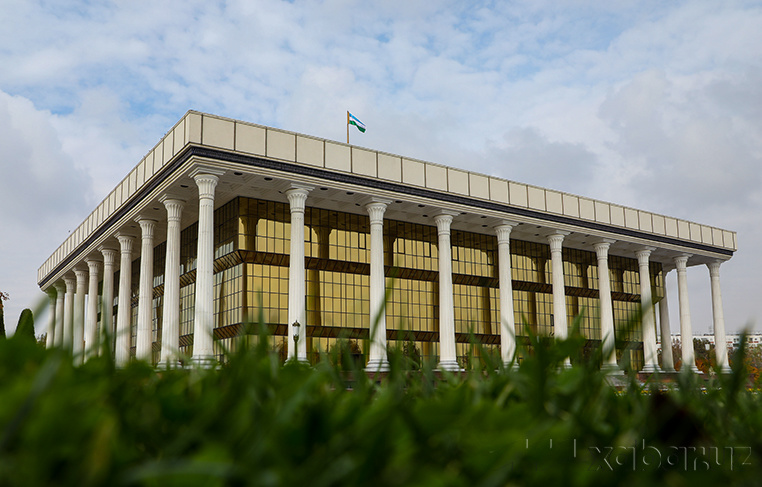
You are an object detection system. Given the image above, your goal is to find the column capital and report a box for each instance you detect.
[433,210,459,235]
[85,258,102,273]
[635,246,655,263]
[136,218,158,239]
[365,200,389,223]
[547,232,569,252]
[115,233,135,252]
[193,173,221,200]
[707,259,724,277]
[160,196,186,221]
[673,254,691,270]
[63,274,76,290]
[99,246,118,265]
[494,221,518,243]
[592,238,615,256]
[285,186,311,212]
[73,267,88,282]
[53,280,66,292]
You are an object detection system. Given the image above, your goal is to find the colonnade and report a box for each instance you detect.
[43,173,731,373]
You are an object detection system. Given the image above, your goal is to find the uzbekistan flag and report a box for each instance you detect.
[347,112,366,133]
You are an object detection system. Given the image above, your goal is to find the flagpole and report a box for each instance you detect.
[346,111,350,144]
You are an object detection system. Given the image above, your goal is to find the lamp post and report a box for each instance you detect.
[292,321,300,362]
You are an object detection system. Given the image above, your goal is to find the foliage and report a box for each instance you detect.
[1,316,762,486]
[14,309,36,343]
[0,291,8,339]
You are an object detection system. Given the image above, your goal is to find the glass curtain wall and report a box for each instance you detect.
[122,195,661,369]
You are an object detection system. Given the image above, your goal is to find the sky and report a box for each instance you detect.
[1,0,761,338]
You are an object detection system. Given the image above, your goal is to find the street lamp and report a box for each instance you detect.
[292,320,300,359]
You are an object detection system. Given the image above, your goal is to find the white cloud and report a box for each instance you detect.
[0,0,761,336]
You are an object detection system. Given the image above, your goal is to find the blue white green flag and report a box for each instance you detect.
[347,112,366,133]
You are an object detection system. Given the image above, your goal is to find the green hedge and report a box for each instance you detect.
[1,320,761,486]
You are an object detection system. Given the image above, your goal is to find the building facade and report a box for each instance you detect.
[38,111,736,373]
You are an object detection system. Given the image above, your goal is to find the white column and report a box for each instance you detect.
[45,288,56,348]
[53,281,65,348]
[115,234,135,367]
[593,239,618,371]
[286,185,312,362]
[708,260,732,373]
[674,254,699,372]
[191,171,223,367]
[85,259,102,360]
[159,197,185,368]
[495,222,518,366]
[136,218,157,363]
[548,232,571,367]
[73,268,87,364]
[365,198,392,372]
[63,275,76,352]
[659,268,676,372]
[99,247,118,354]
[636,247,660,373]
[434,211,460,371]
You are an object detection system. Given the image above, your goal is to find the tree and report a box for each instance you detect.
[0,291,9,339]
[14,308,36,342]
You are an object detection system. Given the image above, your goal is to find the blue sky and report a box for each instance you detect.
[1,0,761,337]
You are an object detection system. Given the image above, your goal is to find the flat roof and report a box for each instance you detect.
[38,111,737,286]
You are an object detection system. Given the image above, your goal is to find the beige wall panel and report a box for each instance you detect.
[267,130,296,162]
[723,231,736,250]
[173,119,185,155]
[624,208,636,232]
[202,116,235,150]
[325,142,351,172]
[611,205,625,227]
[712,228,723,247]
[425,164,448,191]
[652,215,665,234]
[296,136,324,167]
[594,201,610,224]
[136,160,145,188]
[509,182,528,207]
[129,169,138,197]
[562,194,579,217]
[687,223,700,243]
[546,190,563,214]
[701,225,713,244]
[448,168,469,195]
[235,123,267,156]
[527,187,546,211]
[639,212,653,233]
[377,153,402,182]
[402,158,425,186]
[469,174,489,199]
[677,220,690,240]
[186,112,202,144]
[163,134,174,165]
[352,148,377,177]
[579,198,595,220]
[489,178,509,203]
[665,218,678,237]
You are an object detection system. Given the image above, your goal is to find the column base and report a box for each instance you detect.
[640,364,663,374]
[365,358,390,373]
[601,363,624,375]
[157,359,182,370]
[437,359,463,372]
[718,365,733,374]
[189,355,217,369]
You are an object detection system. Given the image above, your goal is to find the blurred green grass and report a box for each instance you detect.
[1,313,761,486]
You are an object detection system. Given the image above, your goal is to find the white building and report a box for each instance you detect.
[37,111,736,373]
